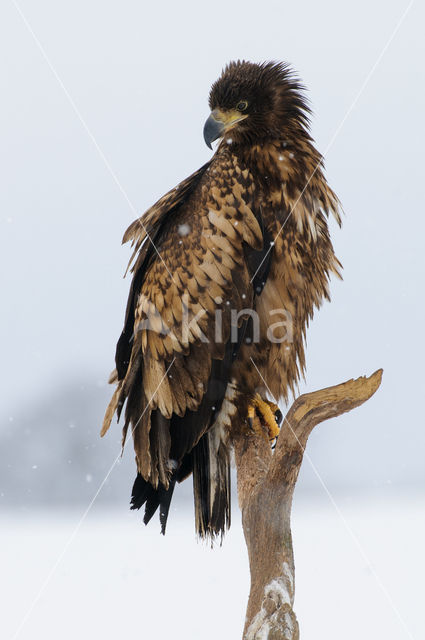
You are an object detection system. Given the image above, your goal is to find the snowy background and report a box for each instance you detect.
[1,0,424,638]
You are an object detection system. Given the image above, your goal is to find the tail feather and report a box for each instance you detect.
[130,424,231,540]
[131,473,176,535]
[192,426,231,541]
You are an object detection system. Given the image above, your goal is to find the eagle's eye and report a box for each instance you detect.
[236,100,248,112]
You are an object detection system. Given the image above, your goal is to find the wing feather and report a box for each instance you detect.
[102,151,268,488]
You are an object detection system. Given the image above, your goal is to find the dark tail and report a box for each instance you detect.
[192,427,231,541]
[130,426,231,540]
[130,473,176,535]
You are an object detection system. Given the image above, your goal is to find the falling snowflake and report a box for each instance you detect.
[178,223,191,237]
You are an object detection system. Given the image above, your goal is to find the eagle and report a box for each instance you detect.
[101,60,341,540]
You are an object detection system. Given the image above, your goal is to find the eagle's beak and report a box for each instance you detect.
[203,110,226,150]
[203,108,247,149]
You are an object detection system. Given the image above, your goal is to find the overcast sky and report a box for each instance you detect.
[1,0,424,490]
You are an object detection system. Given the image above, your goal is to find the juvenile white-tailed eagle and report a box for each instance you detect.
[101,61,341,540]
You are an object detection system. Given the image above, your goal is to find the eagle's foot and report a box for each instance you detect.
[247,394,282,443]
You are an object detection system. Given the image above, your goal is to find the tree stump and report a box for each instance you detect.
[231,369,383,639]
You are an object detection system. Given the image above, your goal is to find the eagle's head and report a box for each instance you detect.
[204,60,310,149]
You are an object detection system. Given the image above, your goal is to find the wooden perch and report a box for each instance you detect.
[231,369,383,639]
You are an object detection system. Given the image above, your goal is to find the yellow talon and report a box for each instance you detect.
[247,393,282,442]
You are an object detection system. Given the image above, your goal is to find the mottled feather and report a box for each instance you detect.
[102,60,342,540]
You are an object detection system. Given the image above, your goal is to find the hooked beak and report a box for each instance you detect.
[203,108,247,149]
[203,110,225,149]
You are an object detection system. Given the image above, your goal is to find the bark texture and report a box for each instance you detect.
[231,369,383,639]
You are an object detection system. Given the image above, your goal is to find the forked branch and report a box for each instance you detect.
[231,369,383,639]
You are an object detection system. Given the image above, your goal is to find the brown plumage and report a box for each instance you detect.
[101,60,342,540]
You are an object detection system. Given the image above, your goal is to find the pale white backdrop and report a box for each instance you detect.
[1,1,424,639]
